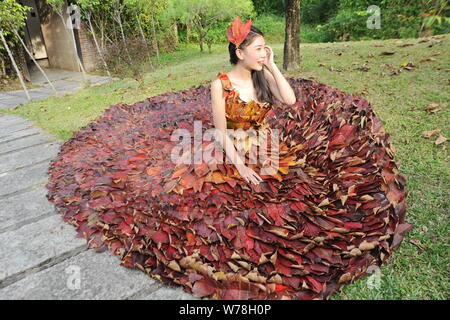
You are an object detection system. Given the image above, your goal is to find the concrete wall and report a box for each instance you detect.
[36,0,79,71]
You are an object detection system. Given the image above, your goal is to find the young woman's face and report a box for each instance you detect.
[238,35,267,70]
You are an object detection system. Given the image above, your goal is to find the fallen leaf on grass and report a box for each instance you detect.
[400,61,415,70]
[427,40,443,47]
[424,103,441,113]
[419,58,437,63]
[435,135,447,145]
[409,238,425,251]
[328,67,342,72]
[397,43,414,47]
[421,129,441,138]
[380,51,396,55]
[354,65,370,72]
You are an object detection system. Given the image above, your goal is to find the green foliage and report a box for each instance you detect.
[0,0,30,34]
[300,0,340,25]
[165,0,255,52]
[0,0,30,78]
[45,0,65,13]
[251,0,285,15]
[308,0,450,42]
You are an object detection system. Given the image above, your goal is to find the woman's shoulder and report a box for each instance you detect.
[213,71,232,91]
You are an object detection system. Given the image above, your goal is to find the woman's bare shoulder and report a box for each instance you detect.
[211,79,225,98]
[211,78,222,89]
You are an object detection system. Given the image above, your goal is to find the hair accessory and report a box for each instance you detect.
[226,16,252,49]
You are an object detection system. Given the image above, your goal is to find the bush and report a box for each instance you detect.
[300,0,340,25]
[311,0,450,42]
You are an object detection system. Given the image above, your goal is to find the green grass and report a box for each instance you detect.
[1,34,448,300]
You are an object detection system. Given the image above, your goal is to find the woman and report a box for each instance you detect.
[46,16,413,300]
[210,17,299,186]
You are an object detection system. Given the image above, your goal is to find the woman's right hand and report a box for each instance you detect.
[236,164,263,185]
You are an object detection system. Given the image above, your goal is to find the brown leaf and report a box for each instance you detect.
[435,135,447,145]
[409,238,425,251]
[422,129,441,138]
[419,57,437,63]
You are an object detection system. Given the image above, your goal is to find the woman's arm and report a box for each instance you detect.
[210,79,245,167]
[263,46,297,105]
[264,65,296,105]
[210,79,262,185]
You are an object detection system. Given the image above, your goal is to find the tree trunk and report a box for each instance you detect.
[283,0,300,70]
[14,29,57,94]
[116,12,132,63]
[0,29,31,101]
[136,13,154,69]
[172,21,179,46]
[186,23,191,42]
[150,7,160,64]
[86,14,112,77]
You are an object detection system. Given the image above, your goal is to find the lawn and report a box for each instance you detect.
[1,34,448,300]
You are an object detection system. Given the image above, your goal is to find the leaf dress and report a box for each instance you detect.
[46,70,413,300]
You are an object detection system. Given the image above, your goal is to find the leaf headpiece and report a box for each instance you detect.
[226,16,252,49]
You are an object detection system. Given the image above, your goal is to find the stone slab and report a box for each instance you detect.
[0,114,29,127]
[0,187,57,232]
[0,214,86,284]
[49,80,82,91]
[0,121,36,136]
[0,127,43,144]
[0,97,28,109]
[0,161,50,197]
[0,141,60,173]
[0,248,160,300]
[0,132,58,155]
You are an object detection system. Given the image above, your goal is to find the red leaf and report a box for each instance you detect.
[118,220,133,235]
[151,230,169,244]
[306,276,323,293]
[275,284,289,292]
[266,203,285,226]
[192,279,216,298]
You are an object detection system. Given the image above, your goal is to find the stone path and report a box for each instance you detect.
[0,113,197,300]
[0,66,120,110]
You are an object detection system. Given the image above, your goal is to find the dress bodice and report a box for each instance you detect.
[217,71,271,130]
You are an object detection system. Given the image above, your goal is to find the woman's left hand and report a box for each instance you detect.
[264,45,275,67]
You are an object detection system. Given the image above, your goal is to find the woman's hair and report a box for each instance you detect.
[228,25,278,105]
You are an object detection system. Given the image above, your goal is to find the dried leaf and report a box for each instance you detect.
[45,74,413,301]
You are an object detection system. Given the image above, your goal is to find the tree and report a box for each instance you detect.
[0,0,31,100]
[166,0,254,53]
[110,0,132,63]
[77,0,112,77]
[283,0,300,70]
[122,0,156,69]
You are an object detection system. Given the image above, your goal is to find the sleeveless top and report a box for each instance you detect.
[217,71,271,130]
